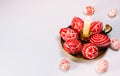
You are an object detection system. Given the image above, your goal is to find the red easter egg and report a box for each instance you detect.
[59,59,70,71]
[110,38,120,50]
[82,43,98,59]
[90,21,103,34]
[83,6,95,15]
[59,28,78,41]
[90,34,111,47]
[63,39,82,54]
[108,9,117,18]
[96,59,109,73]
[71,17,84,33]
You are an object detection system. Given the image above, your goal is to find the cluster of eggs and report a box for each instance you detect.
[59,58,109,73]
[59,17,111,59]
[83,6,117,18]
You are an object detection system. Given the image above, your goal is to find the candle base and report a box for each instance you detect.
[80,29,92,42]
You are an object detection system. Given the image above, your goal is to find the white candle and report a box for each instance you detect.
[83,16,92,36]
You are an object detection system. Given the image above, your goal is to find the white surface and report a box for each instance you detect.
[0,0,120,76]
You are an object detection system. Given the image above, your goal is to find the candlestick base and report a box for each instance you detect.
[80,29,92,42]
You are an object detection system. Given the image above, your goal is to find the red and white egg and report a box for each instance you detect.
[108,9,117,18]
[90,21,103,34]
[110,38,120,50]
[63,39,82,55]
[90,34,111,48]
[82,43,99,59]
[71,17,84,33]
[83,6,95,15]
[95,59,109,73]
[59,28,78,41]
[59,59,70,71]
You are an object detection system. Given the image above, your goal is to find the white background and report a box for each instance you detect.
[0,0,120,76]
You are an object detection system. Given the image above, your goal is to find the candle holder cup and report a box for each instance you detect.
[80,29,92,43]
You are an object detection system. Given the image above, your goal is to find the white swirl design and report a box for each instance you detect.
[90,34,110,47]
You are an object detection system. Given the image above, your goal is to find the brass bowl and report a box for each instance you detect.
[60,25,112,62]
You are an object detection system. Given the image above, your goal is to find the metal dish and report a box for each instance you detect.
[60,24,112,62]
